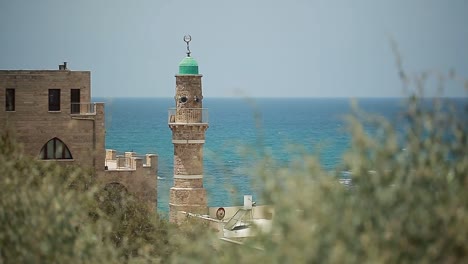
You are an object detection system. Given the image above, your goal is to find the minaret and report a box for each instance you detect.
[168,35,209,223]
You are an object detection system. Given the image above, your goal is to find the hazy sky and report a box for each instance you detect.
[1,0,467,98]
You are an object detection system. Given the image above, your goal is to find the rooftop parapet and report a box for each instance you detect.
[105,150,158,171]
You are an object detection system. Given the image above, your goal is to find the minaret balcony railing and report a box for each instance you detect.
[168,108,208,124]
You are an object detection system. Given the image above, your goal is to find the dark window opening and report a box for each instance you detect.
[49,89,60,111]
[179,96,188,103]
[6,88,15,111]
[71,89,80,114]
[40,137,73,159]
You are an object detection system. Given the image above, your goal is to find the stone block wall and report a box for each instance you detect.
[169,196,207,222]
[171,125,207,140]
[98,165,158,210]
[169,73,209,223]
[173,144,203,175]
[0,70,104,171]
[174,75,203,109]
[0,69,157,210]
[100,150,158,209]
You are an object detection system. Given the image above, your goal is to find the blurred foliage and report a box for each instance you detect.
[0,130,176,263]
[93,183,173,263]
[171,80,467,262]
[244,95,467,263]
[0,131,118,263]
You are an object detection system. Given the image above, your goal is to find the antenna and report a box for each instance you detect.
[184,35,192,57]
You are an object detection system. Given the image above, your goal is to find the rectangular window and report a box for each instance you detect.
[70,89,80,114]
[5,88,15,111]
[48,89,60,111]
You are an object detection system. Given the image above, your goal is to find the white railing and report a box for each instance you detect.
[71,103,96,115]
[168,108,208,124]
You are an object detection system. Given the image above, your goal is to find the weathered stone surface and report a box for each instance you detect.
[169,74,208,223]
[170,187,206,205]
[98,168,157,209]
[173,144,203,175]
[174,75,203,109]
[0,69,157,210]
[174,178,203,188]
[0,70,102,169]
[171,125,207,140]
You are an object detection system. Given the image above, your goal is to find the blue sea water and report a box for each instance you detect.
[93,97,453,214]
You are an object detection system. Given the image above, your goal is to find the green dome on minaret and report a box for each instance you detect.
[178,56,199,75]
[178,35,199,75]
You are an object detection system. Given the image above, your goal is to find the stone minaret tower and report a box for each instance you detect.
[168,35,209,222]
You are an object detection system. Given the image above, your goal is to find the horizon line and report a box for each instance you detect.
[91,96,467,99]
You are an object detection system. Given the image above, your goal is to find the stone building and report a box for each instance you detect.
[0,63,157,208]
[168,36,209,222]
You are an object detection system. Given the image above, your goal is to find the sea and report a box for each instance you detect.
[94,97,464,214]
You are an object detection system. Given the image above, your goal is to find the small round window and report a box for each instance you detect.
[194,96,201,102]
[179,96,188,103]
